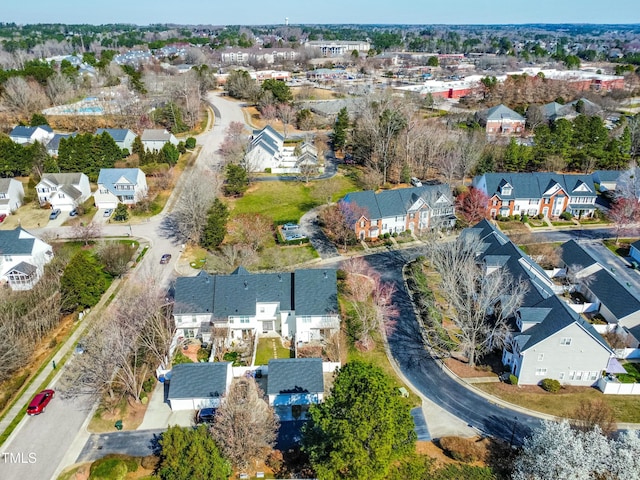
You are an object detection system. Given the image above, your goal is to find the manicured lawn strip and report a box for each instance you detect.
[475,382,640,423]
[254,337,292,366]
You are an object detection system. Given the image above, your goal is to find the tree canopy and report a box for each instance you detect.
[157,425,231,480]
[60,250,109,312]
[302,361,416,480]
[200,198,229,250]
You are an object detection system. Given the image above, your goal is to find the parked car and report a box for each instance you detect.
[69,208,78,217]
[282,223,299,231]
[0,214,6,223]
[285,233,306,241]
[160,254,172,264]
[49,209,61,220]
[27,389,55,415]
[196,407,217,424]
[74,341,85,355]
[103,209,113,217]
[410,177,423,187]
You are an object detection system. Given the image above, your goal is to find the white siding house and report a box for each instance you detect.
[140,129,178,152]
[95,128,137,153]
[0,179,25,215]
[167,362,233,411]
[0,228,54,290]
[9,125,54,145]
[36,173,91,211]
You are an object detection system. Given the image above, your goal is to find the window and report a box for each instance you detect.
[575,371,583,381]
[260,307,265,313]
[559,372,565,380]
[535,368,547,376]
[589,371,598,381]
[537,353,544,361]
[492,199,499,206]
[360,220,365,227]
[569,371,575,380]
[560,337,572,346]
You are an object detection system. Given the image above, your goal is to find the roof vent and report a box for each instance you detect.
[244,281,248,290]
[278,274,282,282]
[323,271,328,279]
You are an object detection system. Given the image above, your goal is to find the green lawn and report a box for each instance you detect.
[254,337,292,366]
[229,175,358,225]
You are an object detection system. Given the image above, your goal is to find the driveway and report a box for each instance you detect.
[299,207,340,259]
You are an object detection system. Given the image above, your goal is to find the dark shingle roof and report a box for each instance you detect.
[559,240,598,270]
[0,228,35,255]
[476,172,596,201]
[10,125,52,138]
[47,133,77,151]
[294,269,338,316]
[7,261,37,276]
[586,268,640,320]
[168,362,230,400]
[478,104,525,122]
[96,128,133,143]
[173,271,215,315]
[267,358,324,395]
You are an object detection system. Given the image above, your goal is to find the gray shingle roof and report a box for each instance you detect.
[173,271,215,315]
[476,172,595,201]
[343,184,453,220]
[141,129,172,141]
[47,133,77,151]
[478,104,525,122]
[0,178,15,194]
[267,358,323,395]
[560,240,598,270]
[168,362,230,400]
[10,125,53,138]
[586,268,640,320]
[7,261,37,276]
[294,269,338,316]
[97,168,143,196]
[0,228,35,255]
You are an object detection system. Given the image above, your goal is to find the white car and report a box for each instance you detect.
[103,209,113,217]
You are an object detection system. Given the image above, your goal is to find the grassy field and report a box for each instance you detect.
[255,337,292,366]
[229,175,358,225]
[475,382,640,423]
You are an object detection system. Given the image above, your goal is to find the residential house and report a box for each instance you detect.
[9,125,54,145]
[476,104,525,136]
[36,173,91,211]
[559,240,640,339]
[342,185,455,240]
[462,220,613,386]
[267,358,324,420]
[244,126,320,174]
[0,179,25,215]
[46,132,77,157]
[540,101,578,122]
[140,129,178,152]
[0,228,54,290]
[592,170,623,193]
[631,239,640,266]
[172,267,339,343]
[167,362,233,411]
[94,168,148,209]
[95,128,136,153]
[473,172,597,219]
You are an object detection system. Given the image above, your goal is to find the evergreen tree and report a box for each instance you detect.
[113,204,129,222]
[160,142,180,166]
[224,163,248,196]
[200,198,229,250]
[332,107,349,152]
[61,251,108,312]
[302,361,416,480]
[157,425,231,480]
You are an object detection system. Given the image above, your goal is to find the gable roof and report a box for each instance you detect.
[168,362,230,400]
[0,228,36,255]
[47,133,77,151]
[96,128,134,143]
[40,173,85,188]
[7,261,37,276]
[267,358,324,395]
[10,125,53,138]
[249,125,283,157]
[559,240,598,270]
[479,104,525,123]
[97,168,143,195]
[141,129,172,142]
[586,268,640,320]
[173,268,338,318]
[0,178,17,194]
[476,172,596,200]
[541,101,576,120]
[343,184,454,220]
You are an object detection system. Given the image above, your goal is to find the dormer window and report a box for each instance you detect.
[501,186,512,196]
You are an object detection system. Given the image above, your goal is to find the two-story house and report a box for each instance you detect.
[46,132,77,157]
[36,173,91,211]
[172,267,340,344]
[9,125,54,145]
[342,185,455,240]
[0,228,54,290]
[476,104,525,136]
[267,358,324,421]
[462,220,613,386]
[473,172,596,219]
[244,126,320,174]
[140,129,178,152]
[93,168,147,209]
[95,128,137,153]
[0,179,25,215]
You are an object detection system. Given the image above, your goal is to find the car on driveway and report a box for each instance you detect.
[160,254,172,264]
[103,209,113,217]
[0,214,6,223]
[49,209,61,220]
[285,233,306,241]
[69,208,78,217]
[27,389,55,415]
[282,223,299,231]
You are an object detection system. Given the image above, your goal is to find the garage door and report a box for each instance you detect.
[99,202,118,210]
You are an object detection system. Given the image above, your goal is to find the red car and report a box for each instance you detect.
[0,214,6,223]
[27,389,55,415]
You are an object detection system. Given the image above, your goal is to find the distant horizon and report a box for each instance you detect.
[3,0,640,27]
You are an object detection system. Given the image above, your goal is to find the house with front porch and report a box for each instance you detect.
[342,184,455,240]
[473,172,596,219]
[36,173,91,211]
[94,168,147,209]
[0,227,54,290]
[462,220,613,386]
[172,267,339,344]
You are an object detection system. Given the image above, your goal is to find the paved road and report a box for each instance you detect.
[77,429,165,463]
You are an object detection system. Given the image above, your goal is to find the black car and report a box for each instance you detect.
[196,407,217,424]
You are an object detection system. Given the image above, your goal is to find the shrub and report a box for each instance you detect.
[185,137,196,149]
[540,378,561,393]
[559,211,573,221]
[140,455,159,470]
[521,215,528,223]
[438,436,484,463]
[197,346,211,362]
[392,232,398,237]
[142,377,155,393]
[537,213,544,220]
[90,455,139,480]
[173,350,193,365]
[264,167,272,173]
[509,374,518,385]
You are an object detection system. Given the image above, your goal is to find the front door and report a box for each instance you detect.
[262,321,274,332]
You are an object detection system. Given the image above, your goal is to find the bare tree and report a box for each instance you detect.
[227,213,273,255]
[277,103,295,139]
[570,399,617,437]
[260,104,277,125]
[319,201,365,251]
[608,197,640,244]
[298,162,319,183]
[72,221,103,246]
[46,72,75,105]
[2,76,49,114]
[170,168,220,244]
[219,121,247,165]
[427,236,528,366]
[96,241,135,277]
[210,377,279,471]
[311,178,343,205]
